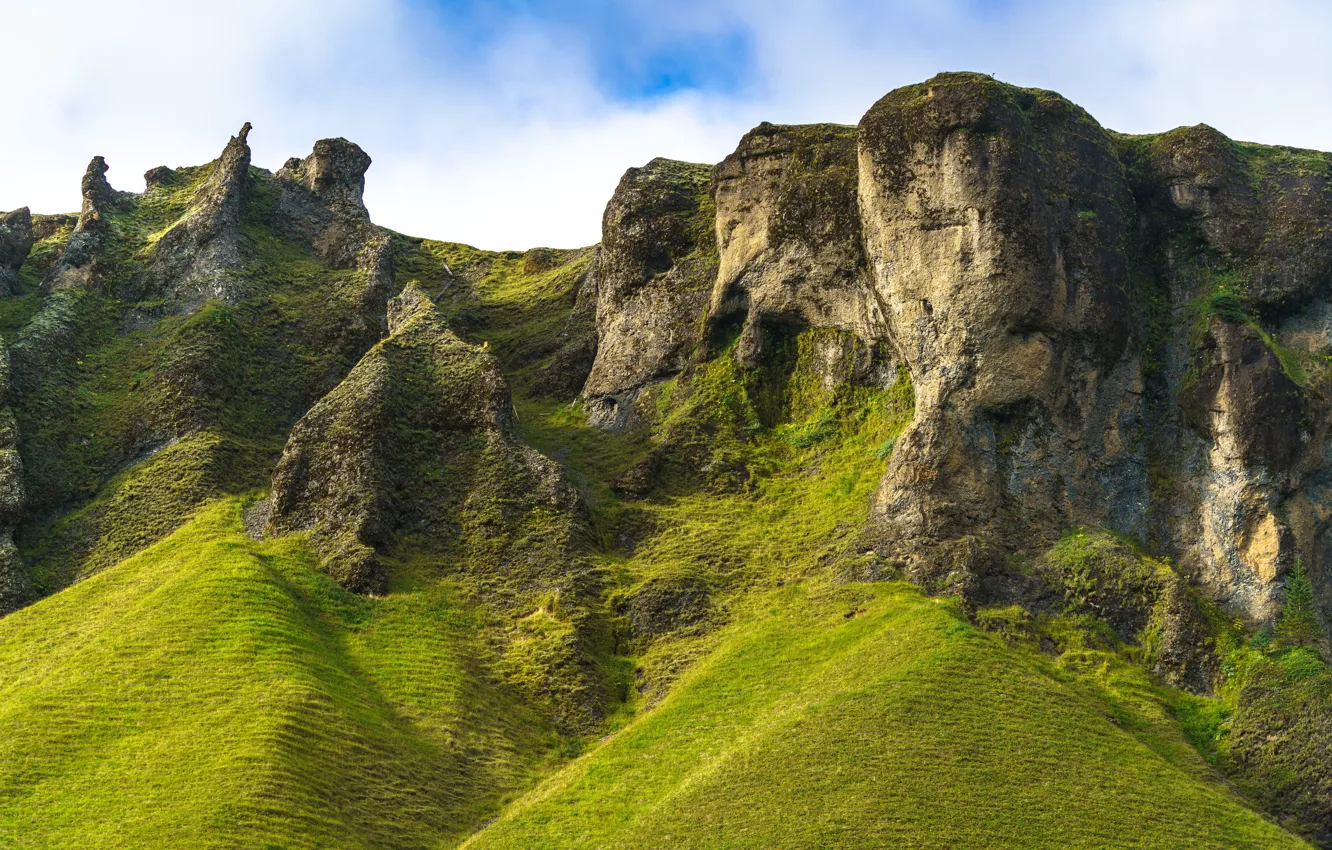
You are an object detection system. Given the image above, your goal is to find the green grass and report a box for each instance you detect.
[464,581,1303,849]
[0,500,560,849]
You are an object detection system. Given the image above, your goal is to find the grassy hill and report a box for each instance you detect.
[465,579,1303,850]
[0,151,1323,847]
[0,497,1306,848]
[0,500,559,849]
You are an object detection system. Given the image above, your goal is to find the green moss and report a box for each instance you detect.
[12,168,386,590]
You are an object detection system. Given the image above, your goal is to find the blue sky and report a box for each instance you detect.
[2,0,1331,248]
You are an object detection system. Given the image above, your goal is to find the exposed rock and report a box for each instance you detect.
[709,122,884,369]
[616,574,713,643]
[1144,124,1332,310]
[0,336,27,614]
[274,137,395,313]
[140,123,252,310]
[267,283,584,595]
[0,208,34,296]
[30,213,77,244]
[531,254,600,398]
[859,73,1142,590]
[1173,317,1306,620]
[275,138,375,264]
[45,156,121,291]
[611,450,659,498]
[143,165,175,190]
[582,158,716,428]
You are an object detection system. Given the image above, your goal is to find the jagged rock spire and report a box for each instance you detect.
[46,156,119,291]
[141,122,253,309]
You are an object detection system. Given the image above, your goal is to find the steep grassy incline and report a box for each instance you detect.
[0,501,558,850]
[465,581,1304,850]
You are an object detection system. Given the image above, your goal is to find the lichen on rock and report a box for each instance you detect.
[0,208,35,297]
[267,283,586,596]
[581,158,717,428]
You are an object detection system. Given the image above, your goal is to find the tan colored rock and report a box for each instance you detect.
[857,73,1142,586]
[708,122,884,370]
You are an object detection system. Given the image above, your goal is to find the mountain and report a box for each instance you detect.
[2,72,1331,847]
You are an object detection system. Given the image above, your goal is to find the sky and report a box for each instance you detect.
[1,0,1330,250]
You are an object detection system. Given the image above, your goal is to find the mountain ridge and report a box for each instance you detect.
[2,71,1332,846]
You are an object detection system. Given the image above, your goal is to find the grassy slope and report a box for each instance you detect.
[464,579,1303,850]
[0,500,557,850]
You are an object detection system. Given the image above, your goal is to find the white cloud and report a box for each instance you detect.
[1,0,1330,250]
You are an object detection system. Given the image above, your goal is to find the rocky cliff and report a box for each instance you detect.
[578,73,1332,640]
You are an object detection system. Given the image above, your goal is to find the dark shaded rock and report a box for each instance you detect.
[0,208,34,296]
[267,283,585,595]
[1145,124,1332,310]
[140,123,252,310]
[530,255,600,398]
[143,165,176,190]
[581,158,717,428]
[0,338,27,614]
[1183,318,1305,472]
[611,451,659,498]
[617,574,713,642]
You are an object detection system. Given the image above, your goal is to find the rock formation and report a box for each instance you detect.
[581,158,716,428]
[275,137,395,308]
[0,336,26,613]
[859,75,1142,594]
[576,72,1332,635]
[0,208,34,296]
[140,123,253,310]
[708,122,884,370]
[45,156,121,291]
[266,283,585,595]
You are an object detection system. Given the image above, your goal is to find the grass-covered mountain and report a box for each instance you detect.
[2,72,1332,847]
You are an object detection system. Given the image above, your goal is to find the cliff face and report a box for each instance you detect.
[578,72,1332,636]
[581,158,717,428]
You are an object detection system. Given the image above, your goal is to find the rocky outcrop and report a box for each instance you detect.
[46,156,121,291]
[858,74,1142,592]
[275,137,395,313]
[266,283,584,595]
[140,123,252,310]
[1143,123,1332,310]
[0,208,34,296]
[0,336,27,613]
[709,122,885,370]
[581,158,716,428]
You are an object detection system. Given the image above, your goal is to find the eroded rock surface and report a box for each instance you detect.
[858,74,1141,592]
[275,137,395,316]
[46,156,121,291]
[709,122,885,369]
[0,209,34,296]
[267,283,584,595]
[139,123,253,310]
[0,338,26,613]
[582,158,716,428]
